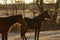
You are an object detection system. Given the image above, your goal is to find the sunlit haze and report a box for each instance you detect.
[43,0,57,3]
[0,0,15,4]
[25,0,33,4]
[7,0,12,4]
[0,0,57,4]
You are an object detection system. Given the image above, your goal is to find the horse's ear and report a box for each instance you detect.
[19,14,22,16]
[20,14,24,19]
[47,10,51,16]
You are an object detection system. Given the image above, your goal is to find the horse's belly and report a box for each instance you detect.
[26,21,39,29]
[0,31,2,33]
[27,24,38,29]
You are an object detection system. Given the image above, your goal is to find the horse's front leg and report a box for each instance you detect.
[5,33,8,40]
[2,33,4,40]
[37,30,39,40]
[20,31,27,40]
[20,30,24,40]
[22,29,27,40]
[20,28,26,40]
[2,33,8,40]
[20,35,24,40]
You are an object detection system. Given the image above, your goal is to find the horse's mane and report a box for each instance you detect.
[24,10,49,22]
[34,10,48,18]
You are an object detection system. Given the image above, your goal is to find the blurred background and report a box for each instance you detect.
[0,0,60,30]
[0,0,60,32]
[0,0,60,40]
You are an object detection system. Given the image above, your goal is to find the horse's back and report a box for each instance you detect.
[0,17,8,22]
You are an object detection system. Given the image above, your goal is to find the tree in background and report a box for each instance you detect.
[29,0,44,17]
[51,0,59,25]
[47,0,60,30]
[36,0,44,12]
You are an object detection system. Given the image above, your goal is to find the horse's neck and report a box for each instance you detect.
[34,15,44,20]
[5,16,18,23]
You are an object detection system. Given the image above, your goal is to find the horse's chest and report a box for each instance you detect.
[0,21,9,33]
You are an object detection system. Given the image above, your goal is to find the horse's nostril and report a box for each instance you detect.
[49,19,51,21]
[44,18,47,20]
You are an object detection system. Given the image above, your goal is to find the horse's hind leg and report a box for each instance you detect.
[24,34,27,40]
[35,30,37,40]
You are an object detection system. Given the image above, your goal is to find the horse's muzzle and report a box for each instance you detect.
[44,18,51,21]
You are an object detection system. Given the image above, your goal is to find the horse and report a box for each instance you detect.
[20,10,51,40]
[0,14,26,40]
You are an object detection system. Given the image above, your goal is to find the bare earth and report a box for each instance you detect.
[0,30,60,40]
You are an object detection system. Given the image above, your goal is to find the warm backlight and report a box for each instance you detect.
[25,0,33,4]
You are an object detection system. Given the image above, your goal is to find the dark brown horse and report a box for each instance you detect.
[0,14,26,40]
[20,10,51,40]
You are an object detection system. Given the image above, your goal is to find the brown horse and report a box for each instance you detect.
[20,10,51,40]
[0,14,26,40]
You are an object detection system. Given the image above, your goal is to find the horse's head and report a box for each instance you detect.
[43,10,51,21]
[16,14,27,27]
[16,15,24,24]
